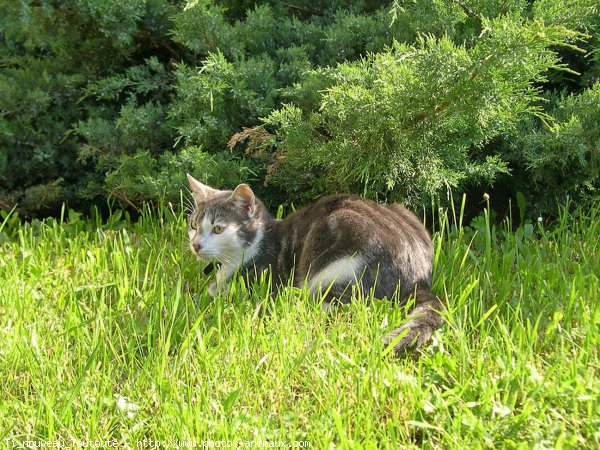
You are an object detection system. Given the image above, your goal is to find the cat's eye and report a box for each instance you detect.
[212,225,225,234]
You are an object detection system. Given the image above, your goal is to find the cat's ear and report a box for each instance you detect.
[227,184,256,217]
[187,173,217,200]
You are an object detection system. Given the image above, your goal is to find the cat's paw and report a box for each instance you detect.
[208,280,230,297]
[383,321,434,357]
[208,281,217,297]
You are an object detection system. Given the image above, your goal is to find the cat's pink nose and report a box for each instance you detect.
[193,242,203,252]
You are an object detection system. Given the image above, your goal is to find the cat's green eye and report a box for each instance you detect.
[212,225,225,234]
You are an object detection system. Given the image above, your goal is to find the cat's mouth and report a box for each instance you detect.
[189,242,215,260]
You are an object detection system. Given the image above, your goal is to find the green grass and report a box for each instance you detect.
[0,199,598,449]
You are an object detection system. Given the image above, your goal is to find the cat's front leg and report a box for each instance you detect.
[208,266,230,297]
[207,281,218,297]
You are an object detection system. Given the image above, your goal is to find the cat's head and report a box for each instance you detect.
[186,174,265,265]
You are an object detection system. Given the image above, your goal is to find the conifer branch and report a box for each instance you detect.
[451,0,480,20]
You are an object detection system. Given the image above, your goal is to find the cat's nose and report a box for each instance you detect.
[193,241,203,252]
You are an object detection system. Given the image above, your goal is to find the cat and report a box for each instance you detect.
[186,173,444,357]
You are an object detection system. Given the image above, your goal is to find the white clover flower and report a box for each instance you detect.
[115,395,140,419]
[492,402,511,417]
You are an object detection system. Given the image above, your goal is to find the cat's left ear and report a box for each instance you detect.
[227,184,256,217]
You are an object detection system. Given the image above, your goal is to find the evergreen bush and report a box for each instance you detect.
[257,16,581,206]
[504,83,600,213]
[1,0,599,216]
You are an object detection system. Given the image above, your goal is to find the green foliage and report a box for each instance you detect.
[1,0,600,216]
[505,83,600,213]
[171,0,233,56]
[169,52,279,149]
[103,146,255,209]
[0,0,178,214]
[261,16,579,205]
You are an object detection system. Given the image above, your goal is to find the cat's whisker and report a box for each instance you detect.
[217,254,238,266]
[184,201,195,215]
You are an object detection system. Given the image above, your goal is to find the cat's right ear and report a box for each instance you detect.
[187,173,217,200]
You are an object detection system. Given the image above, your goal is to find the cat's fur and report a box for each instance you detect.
[186,174,444,356]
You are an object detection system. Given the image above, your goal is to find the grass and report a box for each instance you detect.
[0,198,598,449]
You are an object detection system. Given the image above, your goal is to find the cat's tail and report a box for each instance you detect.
[383,285,445,357]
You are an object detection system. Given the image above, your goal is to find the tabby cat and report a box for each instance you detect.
[186,174,443,356]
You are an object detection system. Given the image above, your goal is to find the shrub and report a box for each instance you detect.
[0,0,177,215]
[504,84,600,213]
[102,147,255,209]
[1,0,599,217]
[255,16,580,206]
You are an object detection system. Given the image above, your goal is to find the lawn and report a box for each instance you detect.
[0,199,598,449]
